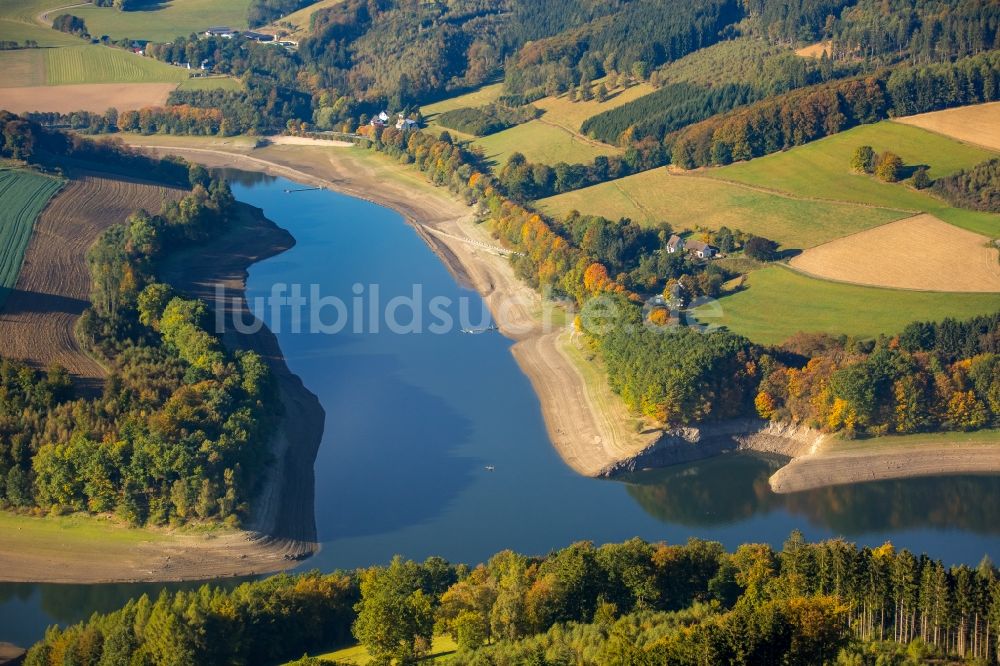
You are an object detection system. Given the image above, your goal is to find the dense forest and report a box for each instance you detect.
[24,533,1000,665]
[757,314,1000,436]
[0,118,278,525]
[933,157,1000,213]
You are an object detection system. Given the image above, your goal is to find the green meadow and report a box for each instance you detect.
[71,0,253,43]
[538,168,905,248]
[694,265,1000,345]
[708,121,999,236]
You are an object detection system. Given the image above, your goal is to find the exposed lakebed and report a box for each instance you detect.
[2,174,999,645]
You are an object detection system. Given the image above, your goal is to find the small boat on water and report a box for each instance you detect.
[485,465,495,471]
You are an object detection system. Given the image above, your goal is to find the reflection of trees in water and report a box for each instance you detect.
[0,577,252,626]
[624,454,784,526]
[624,454,1000,535]
[211,167,277,187]
[783,476,1000,535]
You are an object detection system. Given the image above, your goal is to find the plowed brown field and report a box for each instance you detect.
[0,173,181,391]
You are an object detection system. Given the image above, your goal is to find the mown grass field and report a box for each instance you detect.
[708,121,999,236]
[0,169,63,306]
[46,45,193,85]
[72,0,252,42]
[533,77,655,139]
[421,78,649,166]
[832,428,1000,453]
[176,74,242,91]
[538,168,904,248]
[304,635,458,665]
[0,0,83,46]
[0,510,167,552]
[693,265,1000,345]
[0,48,47,86]
[473,117,619,166]
[267,0,343,38]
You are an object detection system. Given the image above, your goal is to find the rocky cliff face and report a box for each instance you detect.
[598,419,826,477]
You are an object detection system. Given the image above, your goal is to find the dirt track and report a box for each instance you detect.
[130,141,658,476]
[0,173,181,392]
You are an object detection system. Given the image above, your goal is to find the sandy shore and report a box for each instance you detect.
[770,437,1000,494]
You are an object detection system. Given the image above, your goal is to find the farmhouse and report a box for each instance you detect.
[243,31,274,43]
[205,26,236,38]
[395,113,419,131]
[370,111,390,127]
[666,234,684,253]
[686,239,718,259]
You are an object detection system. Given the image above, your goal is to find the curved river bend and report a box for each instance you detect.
[2,174,999,645]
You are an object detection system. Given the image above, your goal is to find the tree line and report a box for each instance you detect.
[24,532,1000,665]
[756,314,1000,437]
[668,51,1000,169]
[933,157,1000,213]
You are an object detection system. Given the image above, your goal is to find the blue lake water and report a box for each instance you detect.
[2,174,998,646]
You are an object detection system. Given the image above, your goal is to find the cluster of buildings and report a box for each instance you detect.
[204,27,296,49]
[666,234,718,259]
[370,111,419,131]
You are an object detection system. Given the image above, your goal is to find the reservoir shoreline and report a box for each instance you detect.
[129,139,1000,493]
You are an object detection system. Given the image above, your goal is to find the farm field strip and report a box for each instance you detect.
[46,45,192,85]
[789,213,1000,292]
[0,170,63,303]
[0,49,46,87]
[0,81,177,113]
[538,167,906,249]
[893,102,1000,152]
[69,0,252,42]
[0,173,182,384]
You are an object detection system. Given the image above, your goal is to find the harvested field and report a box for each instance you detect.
[0,82,176,113]
[0,173,182,390]
[894,102,1000,152]
[795,41,831,58]
[790,214,1000,292]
